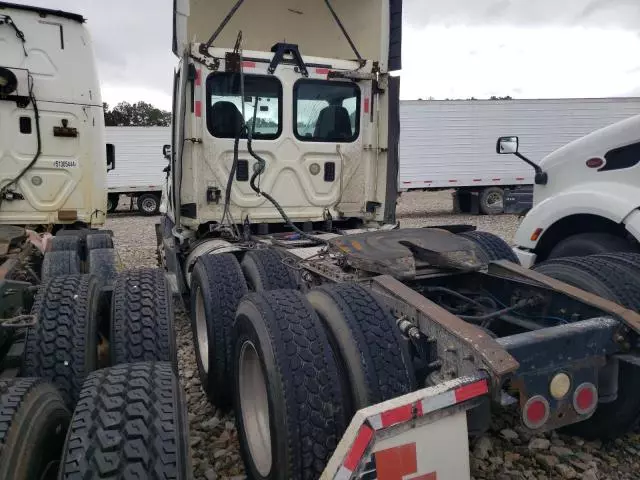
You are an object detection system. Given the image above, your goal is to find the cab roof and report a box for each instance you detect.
[0,1,85,23]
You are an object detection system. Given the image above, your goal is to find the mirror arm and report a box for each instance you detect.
[514,152,547,185]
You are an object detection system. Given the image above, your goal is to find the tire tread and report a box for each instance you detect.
[459,230,519,264]
[58,362,189,479]
[23,275,99,406]
[111,269,174,365]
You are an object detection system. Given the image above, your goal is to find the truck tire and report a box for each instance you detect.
[23,274,100,407]
[479,187,504,215]
[534,256,640,311]
[534,256,640,438]
[593,253,640,283]
[233,290,347,479]
[241,249,299,291]
[307,283,416,416]
[58,362,190,479]
[459,230,520,264]
[0,378,70,480]
[107,194,119,213]
[88,248,117,283]
[50,235,81,254]
[110,268,175,366]
[41,250,81,283]
[137,193,160,216]
[191,254,247,408]
[86,232,113,250]
[548,232,635,260]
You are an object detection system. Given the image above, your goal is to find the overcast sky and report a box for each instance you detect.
[9,0,640,110]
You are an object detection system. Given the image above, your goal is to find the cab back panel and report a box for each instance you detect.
[0,5,105,225]
[181,52,386,225]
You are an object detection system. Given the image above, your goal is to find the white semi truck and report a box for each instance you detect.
[400,98,640,214]
[105,126,170,215]
[0,3,188,478]
[498,114,640,267]
[159,0,640,478]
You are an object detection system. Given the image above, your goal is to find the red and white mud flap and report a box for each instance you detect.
[321,375,489,480]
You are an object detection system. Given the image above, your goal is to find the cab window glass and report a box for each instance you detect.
[206,73,282,139]
[294,80,360,142]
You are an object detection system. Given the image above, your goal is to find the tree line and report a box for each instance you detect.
[103,102,171,127]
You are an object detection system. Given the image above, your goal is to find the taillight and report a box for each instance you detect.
[573,383,598,415]
[523,395,550,429]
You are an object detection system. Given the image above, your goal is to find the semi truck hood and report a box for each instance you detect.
[173,0,402,71]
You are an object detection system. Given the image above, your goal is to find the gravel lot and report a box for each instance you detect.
[106,191,639,480]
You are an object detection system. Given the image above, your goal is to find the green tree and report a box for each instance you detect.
[103,101,171,127]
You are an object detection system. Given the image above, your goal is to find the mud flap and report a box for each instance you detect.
[321,375,488,480]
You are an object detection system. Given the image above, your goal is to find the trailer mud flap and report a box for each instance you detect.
[321,376,488,480]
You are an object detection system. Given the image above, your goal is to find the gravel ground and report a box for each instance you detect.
[106,194,639,480]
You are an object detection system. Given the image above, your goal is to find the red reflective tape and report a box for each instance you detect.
[415,400,424,417]
[381,404,413,427]
[454,379,489,403]
[195,101,202,117]
[423,181,433,184]
[403,181,412,184]
[492,178,501,181]
[516,177,525,181]
[242,61,256,68]
[473,179,482,182]
[316,67,330,75]
[448,180,458,183]
[364,97,370,113]
[195,69,201,86]
[344,425,374,471]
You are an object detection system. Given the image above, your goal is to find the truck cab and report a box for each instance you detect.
[0,2,109,228]
[498,115,640,267]
[166,0,401,240]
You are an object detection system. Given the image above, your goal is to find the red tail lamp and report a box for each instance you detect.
[523,395,550,429]
[573,383,598,415]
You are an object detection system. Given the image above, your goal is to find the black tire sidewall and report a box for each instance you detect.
[549,233,635,259]
[307,289,376,411]
[137,194,160,216]
[189,275,222,402]
[234,304,287,480]
[480,187,504,215]
[0,383,70,480]
[189,255,247,408]
[241,252,266,291]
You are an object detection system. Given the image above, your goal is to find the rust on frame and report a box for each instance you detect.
[371,275,519,380]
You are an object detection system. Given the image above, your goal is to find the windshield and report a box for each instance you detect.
[206,73,282,139]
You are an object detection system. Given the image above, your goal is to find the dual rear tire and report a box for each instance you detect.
[189,250,416,478]
[233,286,415,479]
[18,267,185,478]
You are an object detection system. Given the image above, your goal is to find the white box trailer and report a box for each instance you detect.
[399,98,640,214]
[105,126,170,215]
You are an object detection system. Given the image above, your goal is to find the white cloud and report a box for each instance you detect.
[401,25,640,100]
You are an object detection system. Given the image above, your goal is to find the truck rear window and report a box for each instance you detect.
[206,73,282,140]
[294,80,360,143]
